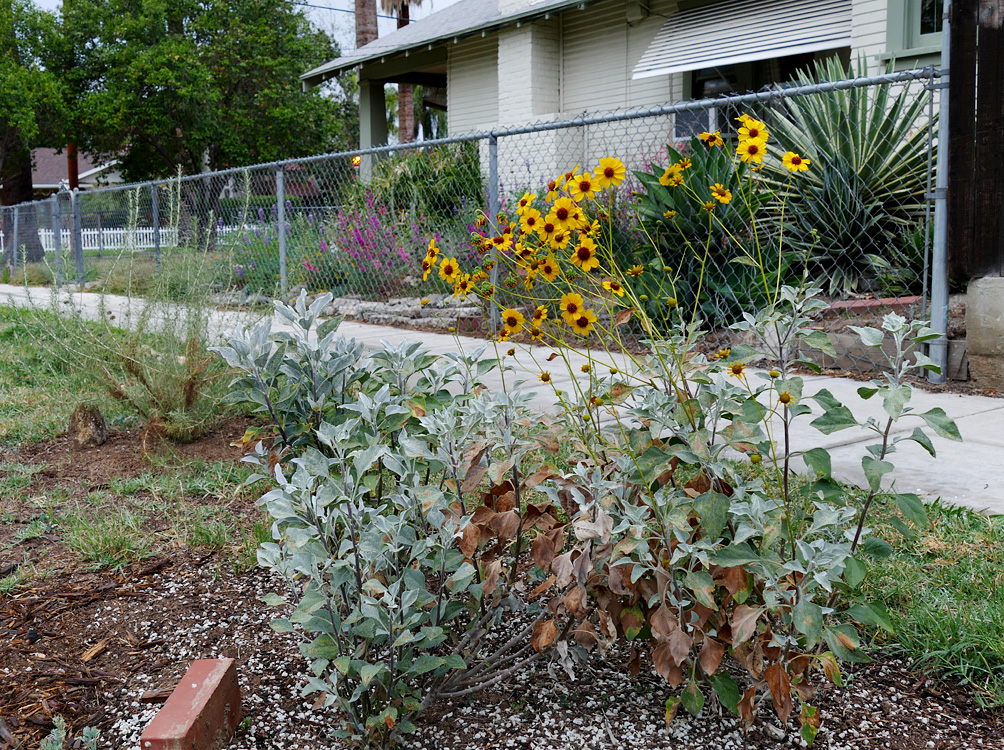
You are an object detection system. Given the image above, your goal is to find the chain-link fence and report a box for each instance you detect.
[0,67,941,371]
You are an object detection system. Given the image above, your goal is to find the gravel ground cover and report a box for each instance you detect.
[2,550,1002,750]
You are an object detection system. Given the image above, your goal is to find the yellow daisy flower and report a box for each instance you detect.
[560,292,585,323]
[701,200,716,212]
[539,255,561,282]
[714,347,731,359]
[549,229,572,251]
[550,197,578,229]
[453,273,473,297]
[603,279,625,297]
[568,172,597,202]
[737,138,767,164]
[581,363,591,373]
[570,309,598,337]
[530,326,544,341]
[520,208,543,234]
[593,157,626,189]
[438,256,460,283]
[679,158,692,171]
[738,119,768,143]
[420,298,430,306]
[532,305,548,324]
[539,370,552,383]
[663,210,677,220]
[710,183,732,204]
[660,171,684,187]
[517,192,537,215]
[537,217,560,243]
[728,361,746,379]
[501,308,525,335]
[426,238,439,262]
[570,235,599,272]
[421,257,435,281]
[627,264,644,277]
[490,234,512,253]
[497,329,510,342]
[782,152,811,173]
[698,130,724,147]
[545,177,564,202]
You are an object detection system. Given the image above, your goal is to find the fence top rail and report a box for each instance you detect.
[0,66,940,210]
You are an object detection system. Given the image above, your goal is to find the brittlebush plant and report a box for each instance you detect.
[423,118,960,743]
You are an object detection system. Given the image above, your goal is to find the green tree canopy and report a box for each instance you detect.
[60,0,358,181]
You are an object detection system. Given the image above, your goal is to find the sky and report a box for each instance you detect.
[30,0,462,56]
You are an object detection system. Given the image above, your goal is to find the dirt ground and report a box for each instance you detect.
[2,422,1003,749]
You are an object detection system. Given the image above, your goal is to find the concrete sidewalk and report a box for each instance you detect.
[4,284,1002,516]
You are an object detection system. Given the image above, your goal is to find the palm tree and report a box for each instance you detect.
[354,0,378,48]
[380,0,422,143]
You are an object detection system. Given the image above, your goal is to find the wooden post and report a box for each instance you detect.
[973,0,1004,276]
[948,0,978,279]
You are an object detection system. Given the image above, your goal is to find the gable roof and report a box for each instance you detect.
[302,0,593,86]
[32,148,118,189]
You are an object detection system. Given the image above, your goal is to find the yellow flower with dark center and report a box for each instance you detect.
[589,395,604,408]
[545,178,563,202]
[530,326,543,341]
[571,309,598,337]
[679,158,692,171]
[475,215,487,230]
[426,238,439,262]
[539,370,552,383]
[701,200,716,212]
[587,219,602,236]
[569,173,597,202]
[533,305,548,324]
[782,152,811,173]
[501,308,525,335]
[715,348,731,359]
[498,329,510,342]
[550,197,577,228]
[560,292,585,323]
[663,210,677,220]
[735,113,752,125]
[539,255,560,282]
[710,183,732,204]
[728,361,746,379]
[570,236,599,272]
[420,298,430,306]
[581,363,591,373]
[538,218,559,243]
[778,391,792,405]
[751,164,764,173]
[627,264,644,277]
[662,172,684,187]
[738,138,767,164]
[593,157,626,189]
[738,120,768,143]
[550,229,572,251]
[603,279,625,297]
[659,164,682,185]
[520,208,543,234]
[507,347,516,356]
[699,130,724,147]
[471,270,488,284]
[490,234,512,253]
[517,192,537,214]
[453,273,472,297]
[768,369,781,378]
[422,258,435,281]
[439,256,460,283]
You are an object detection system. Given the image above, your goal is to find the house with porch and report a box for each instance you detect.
[302,0,943,150]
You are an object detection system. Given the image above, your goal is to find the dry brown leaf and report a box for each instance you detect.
[614,308,634,327]
[489,509,520,541]
[483,559,502,598]
[531,533,555,570]
[563,585,589,619]
[530,619,558,653]
[528,575,555,601]
[698,636,725,676]
[597,609,618,639]
[731,605,764,645]
[667,626,693,667]
[738,684,758,730]
[461,464,488,496]
[573,620,598,649]
[765,662,793,724]
[551,551,574,588]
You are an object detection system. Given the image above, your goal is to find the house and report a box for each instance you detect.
[30,147,122,198]
[302,0,942,186]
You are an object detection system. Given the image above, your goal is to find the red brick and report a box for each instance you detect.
[827,295,923,316]
[140,659,242,750]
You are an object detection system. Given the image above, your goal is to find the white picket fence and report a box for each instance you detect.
[0,226,256,254]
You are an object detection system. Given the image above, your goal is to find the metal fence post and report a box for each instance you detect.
[276,167,287,296]
[72,190,85,286]
[487,133,500,334]
[929,4,952,384]
[96,212,103,259]
[11,204,18,272]
[51,194,64,288]
[151,184,161,269]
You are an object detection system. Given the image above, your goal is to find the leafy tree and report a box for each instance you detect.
[0,0,65,261]
[59,0,358,181]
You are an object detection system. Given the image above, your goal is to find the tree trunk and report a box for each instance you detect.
[0,136,45,263]
[355,0,378,48]
[397,8,415,143]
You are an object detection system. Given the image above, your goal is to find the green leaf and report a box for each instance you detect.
[801,329,836,357]
[861,455,894,493]
[902,426,936,456]
[823,624,869,663]
[857,386,879,400]
[333,656,351,675]
[407,655,445,676]
[849,325,884,347]
[681,679,705,717]
[882,384,912,420]
[359,662,383,687]
[685,569,717,609]
[843,557,867,589]
[792,599,823,645]
[862,537,894,558]
[845,602,895,633]
[665,696,682,725]
[711,672,740,715]
[711,543,761,567]
[269,617,295,633]
[893,493,928,528]
[802,447,832,479]
[301,634,341,660]
[810,406,858,434]
[919,408,962,441]
[693,491,730,541]
[261,593,286,606]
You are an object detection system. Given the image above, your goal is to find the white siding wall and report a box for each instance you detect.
[447,36,500,136]
[851,0,889,73]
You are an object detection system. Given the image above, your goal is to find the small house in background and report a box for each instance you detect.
[302,0,943,187]
[30,148,122,199]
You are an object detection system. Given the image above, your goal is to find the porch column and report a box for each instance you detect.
[359,78,388,181]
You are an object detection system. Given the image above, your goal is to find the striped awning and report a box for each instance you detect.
[632,0,852,80]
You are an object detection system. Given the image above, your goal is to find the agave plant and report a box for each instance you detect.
[759,58,934,296]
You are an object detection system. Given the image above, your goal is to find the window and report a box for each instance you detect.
[887,0,944,60]
[920,0,944,37]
